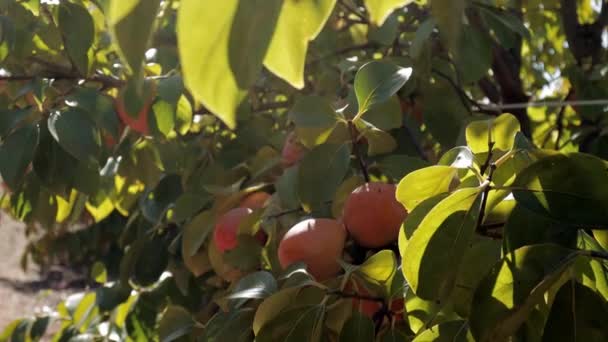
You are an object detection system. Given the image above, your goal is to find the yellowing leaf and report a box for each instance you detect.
[396,165,458,211]
[86,197,115,223]
[56,190,78,223]
[178,0,282,128]
[364,0,413,26]
[108,0,160,73]
[264,0,337,89]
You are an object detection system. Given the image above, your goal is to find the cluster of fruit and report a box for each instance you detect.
[209,131,408,319]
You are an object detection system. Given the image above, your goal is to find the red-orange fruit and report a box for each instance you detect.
[347,282,382,318]
[278,218,346,281]
[115,94,152,135]
[213,207,255,253]
[239,191,271,209]
[281,132,306,168]
[342,183,407,248]
[103,123,126,148]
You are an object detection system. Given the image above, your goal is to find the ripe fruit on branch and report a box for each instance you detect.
[278,218,346,280]
[347,280,404,320]
[346,281,382,318]
[342,182,407,248]
[102,123,126,148]
[115,81,155,135]
[213,207,266,253]
[239,191,271,209]
[281,131,306,168]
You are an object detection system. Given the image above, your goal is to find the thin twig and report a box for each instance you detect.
[555,89,574,150]
[475,165,495,235]
[401,117,428,161]
[348,120,370,183]
[338,0,369,23]
[0,73,124,88]
[307,43,378,66]
[431,68,477,115]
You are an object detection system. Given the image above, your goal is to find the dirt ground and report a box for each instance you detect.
[0,213,69,331]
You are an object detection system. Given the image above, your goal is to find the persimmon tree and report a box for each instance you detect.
[1,0,608,341]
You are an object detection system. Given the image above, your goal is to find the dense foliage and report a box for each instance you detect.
[1,0,608,340]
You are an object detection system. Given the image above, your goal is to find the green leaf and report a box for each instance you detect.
[378,154,431,181]
[512,153,608,228]
[413,320,474,342]
[58,2,94,75]
[73,292,99,331]
[355,119,397,156]
[91,261,107,284]
[257,305,326,342]
[593,230,608,250]
[109,0,161,73]
[502,204,577,254]
[380,326,411,342]
[297,143,350,212]
[158,75,184,104]
[438,147,474,169]
[399,194,449,250]
[469,244,582,342]
[151,99,175,137]
[402,187,483,300]
[410,18,435,59]
[364,0,412,26]
[357,250,397,287]
[542,281,608,342]
[48,108,101,166]
[396,165,458,211]
[178,0,282,128]
[431,0,466,52]
[0,107,31,138]
[354,61,412,115]
[288,96,339,148]
[140,174,183,223]
[0,123,38,189]
[0,16,16,63]
[455,25,492,84]
[202,308,255,342]
[476,4,530,48]
[264,0,336,89]
[365,95,402,131]
[368,12,400,45]
[420,79,468,147]
[182,210,215,257]
[132,235,169,287]
[171,192,211,223]
[228,271,277,308]
[159,305,194,342]
[466,113,521,154]
[253,287,299,335]
[339,311,375,342]
[223,235,264,271]
[405,290,460,334]
[276,165,300,209]
[452,237,502,317]
[175,96,193,135]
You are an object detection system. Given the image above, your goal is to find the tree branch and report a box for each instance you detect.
[0,73,124,88]
[554,89,573,150]
[348,120,371,183]
[338,0,369,24]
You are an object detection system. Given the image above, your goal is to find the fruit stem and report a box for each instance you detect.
[475,163,496,235]
[348,120,371,183]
